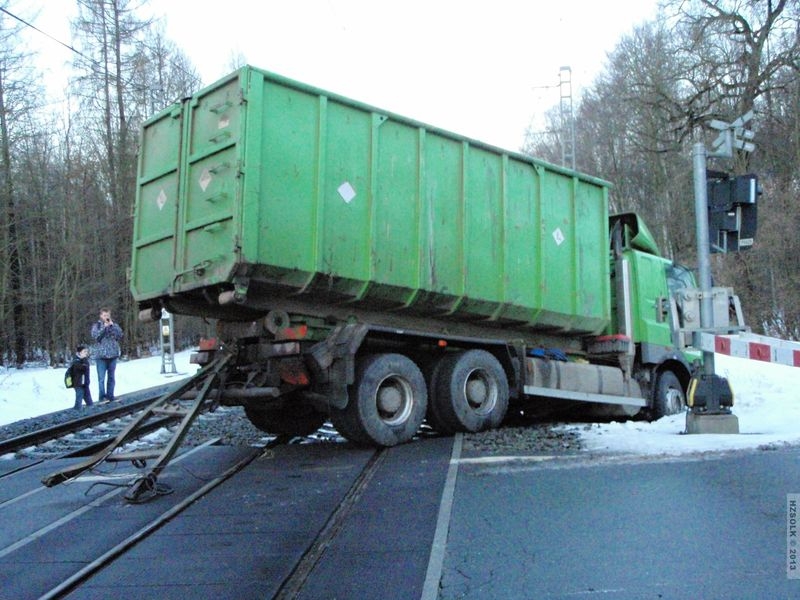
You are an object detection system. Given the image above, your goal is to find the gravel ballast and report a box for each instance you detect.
[1,396,581,457]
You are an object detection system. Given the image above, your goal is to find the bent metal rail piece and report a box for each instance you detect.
[41,350,235,503]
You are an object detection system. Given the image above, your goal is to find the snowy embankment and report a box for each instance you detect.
[0,350,197,427]
[576,353,800,455]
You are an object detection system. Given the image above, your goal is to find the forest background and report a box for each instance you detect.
[0,0,797,367]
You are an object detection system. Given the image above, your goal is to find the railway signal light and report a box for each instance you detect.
[706,172,761,254]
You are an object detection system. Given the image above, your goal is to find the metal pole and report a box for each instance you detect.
[559,66,575,170]
[686,122,742,432]
[160,310,177,375]
[692,142,714,376]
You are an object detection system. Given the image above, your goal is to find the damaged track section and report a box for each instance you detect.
[40,350,236,503]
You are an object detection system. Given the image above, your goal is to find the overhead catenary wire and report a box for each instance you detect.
[0,6,98,68]
[1,5,202,105]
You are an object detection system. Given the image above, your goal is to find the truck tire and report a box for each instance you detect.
[652,370,685,419]
[244,401,326,437]
[331,353,427,447]
[429,349,509,433]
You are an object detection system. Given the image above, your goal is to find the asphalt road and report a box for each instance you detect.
[4,436,799,599]
[440,447,800,599]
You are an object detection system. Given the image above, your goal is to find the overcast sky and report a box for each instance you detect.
[26,0,659,151]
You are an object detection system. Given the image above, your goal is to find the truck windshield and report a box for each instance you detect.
[666,263,695,294]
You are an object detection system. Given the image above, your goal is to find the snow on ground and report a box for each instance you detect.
[574,353,800,456]
[0,350,198,427]
[0,349,798,457]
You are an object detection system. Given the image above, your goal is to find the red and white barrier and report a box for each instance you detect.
[697,332,800,367]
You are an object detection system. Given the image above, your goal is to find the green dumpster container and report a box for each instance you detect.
[131,66,611,335]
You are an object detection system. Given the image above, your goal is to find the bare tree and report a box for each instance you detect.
[65,0,213,354]
[666,0,800,336]
[664,0,799,166]
[525,0,800,336]
[0,0,210,365]
[524,21,696,261]
[130,23,202,117]
[69,0,155,353]
[226,50,247,74]
[0,4,45,366]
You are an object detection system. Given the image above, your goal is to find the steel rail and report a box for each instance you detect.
[58,415,180,459]
[0,383,176,457]
[37,439,270,600]
[273,447,386,599]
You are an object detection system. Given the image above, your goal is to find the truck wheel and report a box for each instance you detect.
[425,356,455,434]
[652,370,685,419]
[430,350,509,433]
[244,401,325,437]
[331,353,427,447]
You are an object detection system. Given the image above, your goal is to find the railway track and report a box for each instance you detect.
[0,434,457,599]
[1,350,455,598]
[273,447,387,599]
[0,438,263,599]
[0,387,181,463]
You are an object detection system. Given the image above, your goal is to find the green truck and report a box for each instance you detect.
[131,66,743,446]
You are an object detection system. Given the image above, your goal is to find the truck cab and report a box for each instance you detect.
[605,212,745,419]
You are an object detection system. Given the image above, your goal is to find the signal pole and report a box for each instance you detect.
[692,140,715,376]
[686,111,754,434]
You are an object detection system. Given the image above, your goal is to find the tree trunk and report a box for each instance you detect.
[0,69,25,367]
